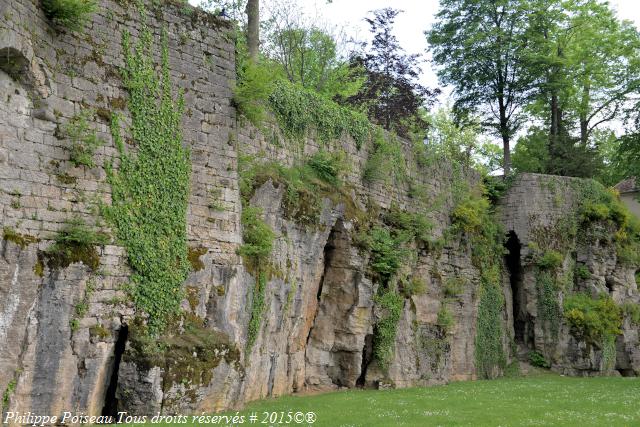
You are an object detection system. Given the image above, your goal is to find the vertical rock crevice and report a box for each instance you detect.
[505,231,527,351]
[101,325,128,417]
[305,219,370,390]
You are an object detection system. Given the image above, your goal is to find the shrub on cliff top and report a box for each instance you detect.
[42,0,97,31]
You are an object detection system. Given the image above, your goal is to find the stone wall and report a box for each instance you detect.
[0,0,241,417]
[1,0,638,421]
[498,173,640,376]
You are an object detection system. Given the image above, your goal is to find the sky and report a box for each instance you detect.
[294,0,640,98]
[191,0,640,93]
[191,0,640,140]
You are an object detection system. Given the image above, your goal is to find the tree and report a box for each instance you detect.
[246,0,259,61]
[523,0,640,175]
[262,3,364,100]
[428,0,531,175]
[348,8,439,137]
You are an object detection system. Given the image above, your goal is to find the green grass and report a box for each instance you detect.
[231,374,639,427]
[117,373,639,426]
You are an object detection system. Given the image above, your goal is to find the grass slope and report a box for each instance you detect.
[238,374,639,427]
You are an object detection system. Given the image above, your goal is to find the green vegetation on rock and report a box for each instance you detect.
[372,289,403,369]
[42,0,97,31]
[105,24,190,334]
[450,184,507,379]
[61,109,104,168]
[563,293,622,347]
[44,218,108,271]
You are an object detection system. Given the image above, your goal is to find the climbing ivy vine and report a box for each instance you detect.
[450,185,507,378]
[105,25,190,334]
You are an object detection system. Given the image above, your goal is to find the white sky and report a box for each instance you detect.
[192,0,640,138]
[191,1,640,91]
[294,0,640,98]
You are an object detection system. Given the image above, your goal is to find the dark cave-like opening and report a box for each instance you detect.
[101,324,128,418]
[505,231,525,345]
[356,334,373,387]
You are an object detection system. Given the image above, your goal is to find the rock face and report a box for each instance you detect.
[499,173,640,376]
[0,0,638,421]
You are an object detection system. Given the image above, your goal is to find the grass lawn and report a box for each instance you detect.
[232,373,639,426]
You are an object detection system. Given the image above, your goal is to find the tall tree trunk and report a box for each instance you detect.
[246,0,259,62]
[579,82,590,146]
[549,92,559,159]
[498,96,511,175]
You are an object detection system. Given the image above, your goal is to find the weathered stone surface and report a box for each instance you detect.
[1,0,638,421]
[498,173,640,376]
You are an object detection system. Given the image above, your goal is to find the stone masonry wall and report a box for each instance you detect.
[1,0,638,420]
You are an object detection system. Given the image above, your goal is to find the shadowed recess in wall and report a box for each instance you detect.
[101,325,128,417]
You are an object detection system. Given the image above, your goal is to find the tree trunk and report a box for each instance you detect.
[549,93,559,155]
[246,0,259,62]
[579,82,590,146]
[498,96,511,175]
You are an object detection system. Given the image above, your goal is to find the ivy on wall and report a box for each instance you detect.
[105,25,190,334]
[450,185,507,379]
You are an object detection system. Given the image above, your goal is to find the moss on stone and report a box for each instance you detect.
[125,315,241,401]
[2,227,39,249]
[56,173,78,185]
[89,324,111,340]
[187,246,207,272]
[185,286,199,311]
[33,255,45,277]
[43,219,108,271]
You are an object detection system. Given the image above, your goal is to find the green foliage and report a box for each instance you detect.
[233,60,278,126]
[537,250,564,270]
[363,128,406,184]
[483,175,514,206]
[443,277,466,299]
[2,227,38,249]
[373,289,403,369]
[125,315,240,391]
[563,293,622,346]
[621,302,640,325]
[41,0,97,30]
[528,351,550,369]
[2,379,16,406]
[105,26,190,335]
[365,226,411,282]
[239,151,348,227]
[383,203,433,245]
[512,128,550,174]
[237,206,275,267]
[451,193,491,235]
[437,305,455,334]
[268,80,371,148]
[428,0,529,173]
[44,218,108,271]
[450,185,506,378]
[305,150,343,187]
[399,277,426,298]
[268,26,364,100]
[574,264,591,280]
[246,272,267,351]
[536,271,561,340]
[475,271,507,379]
[425,107,501,174]
[61,109,104,168]
[577,180,640,267]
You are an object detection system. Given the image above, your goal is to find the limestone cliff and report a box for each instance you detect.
[0,0,638,420]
